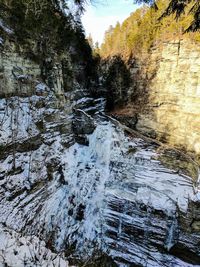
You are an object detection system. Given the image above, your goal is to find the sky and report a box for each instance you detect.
[81,0,139,45]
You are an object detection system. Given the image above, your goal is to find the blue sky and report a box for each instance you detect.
[82,0,139,44]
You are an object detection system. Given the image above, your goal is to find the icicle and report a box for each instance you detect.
[165,216,178,252]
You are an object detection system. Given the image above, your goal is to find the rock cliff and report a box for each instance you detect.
[109,40,200,160]
[137,40,200,157]
[0,14,100,266]
[0,10,200,267]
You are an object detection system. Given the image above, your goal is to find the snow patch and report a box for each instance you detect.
[0,19,14,34]
[0,225,69,267]
[0,37,3,45]
[35,82,49,93]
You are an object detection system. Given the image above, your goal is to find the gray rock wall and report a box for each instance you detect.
[0,41,73,97]
[0,48,40,97]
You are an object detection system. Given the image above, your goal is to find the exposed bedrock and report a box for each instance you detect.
[0,23,200,267]
[102,40,200,160]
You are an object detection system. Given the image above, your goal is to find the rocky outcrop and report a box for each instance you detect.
[1,103,200,266]
[0,39,86,99]
[100,56,131,110]
[107,40,200,160]
[0,49,41,97]
[130,40,200,158]
[0,19,99,266]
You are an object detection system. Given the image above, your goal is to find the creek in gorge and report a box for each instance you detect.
[0,2,200,266]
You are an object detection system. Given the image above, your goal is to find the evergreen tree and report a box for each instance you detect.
[100,0,198,59]
[134,0,200,31]
[87,33,94,49]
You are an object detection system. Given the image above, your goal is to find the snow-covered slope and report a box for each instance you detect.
[0,225,69,267]
[0,92,200,266]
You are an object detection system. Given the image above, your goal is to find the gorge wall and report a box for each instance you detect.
[109,40,200,160]
[136,40,200,157]
[0,17,102,266]
[1,20,200,267]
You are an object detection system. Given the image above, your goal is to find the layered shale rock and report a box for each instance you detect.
[1,106,200,266]
[0,16,99,266]
[135,40,200,157]
[105,40,200,159]
[0,11,200,267]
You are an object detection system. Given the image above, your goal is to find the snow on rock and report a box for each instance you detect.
[0,97,40,145]
[0,91,199,266]
[0,19,14,35]
[0,225,69,267]
[35,82,49,94]
[0,37,3,46]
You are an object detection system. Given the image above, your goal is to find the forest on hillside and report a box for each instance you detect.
[100,0,200,59]
[0,0,91,62]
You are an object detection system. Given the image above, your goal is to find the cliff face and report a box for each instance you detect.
[0,35,84,159]
[0,18,100,266]
[136,40,200,157]
[109,40,200,159]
